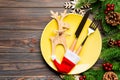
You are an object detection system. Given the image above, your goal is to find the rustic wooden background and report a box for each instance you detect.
[0,0,71,80]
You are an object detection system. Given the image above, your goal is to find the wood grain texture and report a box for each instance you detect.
[0,53,42,63]
[0,53,60,78]
[0,69,58,76]
[0,30,42,53]
[0,62,59,76]
[0,0,69,8]
[0,0,102,79]
[0,0,68,79]
[0,77,61,80]
[0,8,64,30]
[0,30,41,39]
[0,63,45,70]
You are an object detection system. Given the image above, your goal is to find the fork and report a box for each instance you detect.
[75,19,99,54]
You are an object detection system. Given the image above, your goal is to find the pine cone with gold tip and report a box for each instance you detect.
[105,11,120,26]
[103,71,118,80]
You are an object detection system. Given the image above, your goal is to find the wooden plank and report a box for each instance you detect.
[0,0,69,8]
[0,62,102,76]
[0,53,42,63]
[0,38,40,53]
[0,77,61,80]
[0,52,101,67]
[0,30,41,39]
[0,53,102,76]
[0,52,60,77]
[0,68,59,76]
[0,40,40,53]
[0,8,65,30]
[0,63,45,70]
[0,63,101,77]
[0,30,42,52]
[0,61,103,70]
[0,62,60,77]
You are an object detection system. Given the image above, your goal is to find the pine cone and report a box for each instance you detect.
[116,12,120,21]
[105,11,120,26]
[103,71,118,80]
[108,38,115,47]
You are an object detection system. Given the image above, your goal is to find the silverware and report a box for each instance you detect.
[69,9,91,51]
[82,19,99,45]
[75,19,99,54]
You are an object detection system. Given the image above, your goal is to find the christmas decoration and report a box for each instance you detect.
[103,71,118,80]
[64,0,90,15]
[115,40,120,47]
[112,62,120,71]
[104,3,120,27]
[104,4,114,14]
[61,74,83,80]
[76,0,120,34]
[79,75,86,80]
[100,32,120,61]
[50,10,80,73]
[108,38,120,47]
[83,69,105,80]
[62,75,75,80]
[105,11,120,26]
[60,0,120,79]
[50,10,69,55]
[61,68,120,80]
[52,50,80,73]
[108,38,115,47]
[64,0,77,9]
[60,32,120,79]
[100,32,120,80]
[75,0,96,9]
[102,62,113,71]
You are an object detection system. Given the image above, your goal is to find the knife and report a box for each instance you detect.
[70,9,91,51]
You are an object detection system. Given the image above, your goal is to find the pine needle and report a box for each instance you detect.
[100,48,120,61]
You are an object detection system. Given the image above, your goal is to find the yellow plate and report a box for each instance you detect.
[41,13,102,74]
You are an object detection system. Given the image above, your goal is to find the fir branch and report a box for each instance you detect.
[62,75,75,80]
[104,32,120,40]
[112,62,120,71]
[86,75,96,80]
[115,2,120,13]
[95,70,105,80]
[114,71,120,79]
[91,1,101,17]
[109,32,120,40]
[75,0,97,8]
[101,0,120,34]
[102,32,120,51]
[83,69,96,76]
[100,47,120,61]
[118,25,120,29]
[76,0,120,34]
[99,0,105,1]
[95,0,120,34]
[75,0,87,8]
[83,69,104,80]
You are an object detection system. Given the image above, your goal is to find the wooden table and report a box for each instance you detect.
[0,0,70,80]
